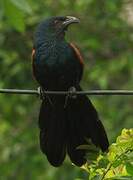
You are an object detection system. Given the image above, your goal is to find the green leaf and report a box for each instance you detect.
[3,0,25,32]
[126,163,133,176]
[98,157,109,168]
[112,159,123,168]
[9,0,32,14]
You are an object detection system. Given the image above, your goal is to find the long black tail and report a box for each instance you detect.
[38,87,109,167]
[66,86,109,166]
[39,96,67,167]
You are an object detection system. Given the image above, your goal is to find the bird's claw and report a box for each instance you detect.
[38,87,45,100]
[37,87,53,106]
[64,86,77,108]
[68,86,77,99]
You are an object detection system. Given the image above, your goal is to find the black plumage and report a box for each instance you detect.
[32,16,109,167]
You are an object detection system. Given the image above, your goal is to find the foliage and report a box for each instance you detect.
[81,129,133,180]
[0,0,32,32]
[0,0,133,179]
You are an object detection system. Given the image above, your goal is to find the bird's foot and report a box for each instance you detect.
[64,86,77,108]
[37,87,45,100]
[37,87,53,106]
[67,86,77,99]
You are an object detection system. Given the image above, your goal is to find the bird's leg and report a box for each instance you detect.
[38,87,53,106]
[64,86,77,108]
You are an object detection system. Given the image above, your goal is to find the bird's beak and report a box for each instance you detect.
[63,16,80,27]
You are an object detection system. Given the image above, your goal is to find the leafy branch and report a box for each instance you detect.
[101,148,133,180]
[80,129,133,180]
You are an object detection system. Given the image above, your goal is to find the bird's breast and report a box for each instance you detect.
[34,43,80,90]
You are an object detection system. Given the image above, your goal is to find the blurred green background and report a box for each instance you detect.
[0,0,133,179]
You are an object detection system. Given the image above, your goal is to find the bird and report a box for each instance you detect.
[32,16,109,167]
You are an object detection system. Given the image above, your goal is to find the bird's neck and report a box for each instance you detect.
[35,29,66,47]
[35,34,67,52]
[34,35,69,64]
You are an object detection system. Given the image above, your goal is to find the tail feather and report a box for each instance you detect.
[77,92,109,151]
[38,87,109,167]
[66,86,109,166]
[39,97,66,167]
[67,108,86,166]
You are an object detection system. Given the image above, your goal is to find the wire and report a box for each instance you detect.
[0,88,133,96]
[0,89,38,95]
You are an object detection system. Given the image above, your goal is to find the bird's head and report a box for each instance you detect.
[35,16,80,42]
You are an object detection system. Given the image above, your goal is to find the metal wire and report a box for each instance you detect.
[0,88,133,96]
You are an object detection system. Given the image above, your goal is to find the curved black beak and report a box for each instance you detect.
[63,16,80,27]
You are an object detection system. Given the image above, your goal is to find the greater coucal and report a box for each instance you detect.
[32,16,109,167]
